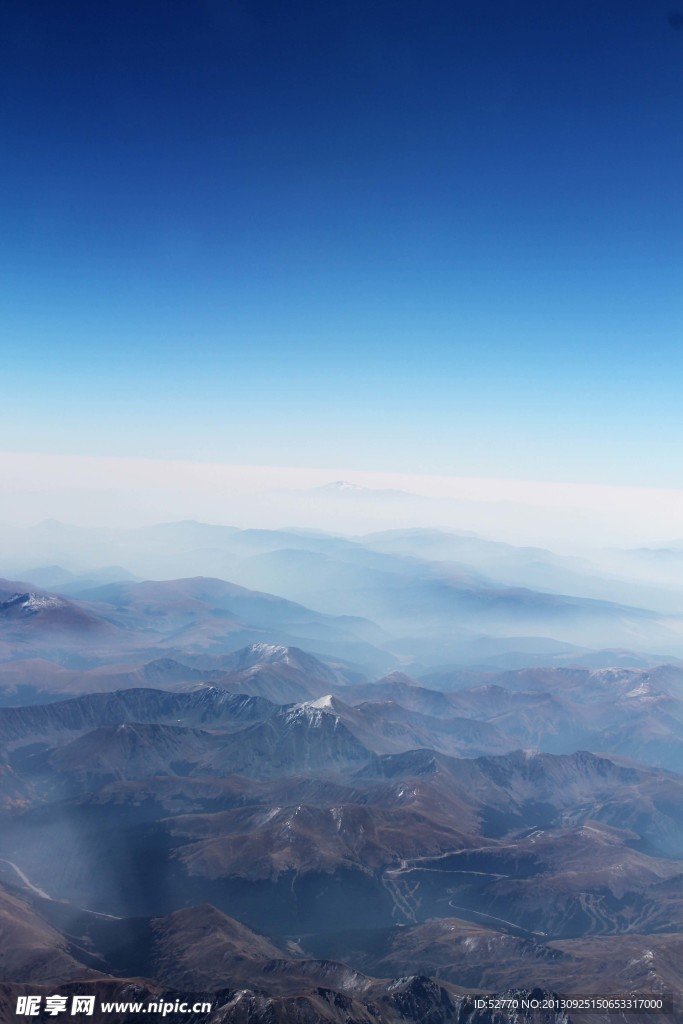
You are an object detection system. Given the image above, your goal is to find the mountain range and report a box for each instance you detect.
[1,532,683,1020]
[6,520,683,668]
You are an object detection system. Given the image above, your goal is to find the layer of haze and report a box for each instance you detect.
[3,452,683,551]
[1,1,682,521]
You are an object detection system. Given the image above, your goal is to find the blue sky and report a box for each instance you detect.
[1,0,682,486]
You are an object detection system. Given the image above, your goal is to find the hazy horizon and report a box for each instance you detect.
[4,450,683,551]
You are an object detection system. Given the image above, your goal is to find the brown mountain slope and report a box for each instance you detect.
[0,885,105,984]
[148,904,284,989]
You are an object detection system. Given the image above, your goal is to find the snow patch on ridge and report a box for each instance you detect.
[2,592,68,613]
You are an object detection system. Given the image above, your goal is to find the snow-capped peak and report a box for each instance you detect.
[308,694,337,710]
[245,643,290,659]
[4,592,67,612]
[333,480,363,490]
[249,643,290,657]
[284,697,342,728]
[318,480,367,492]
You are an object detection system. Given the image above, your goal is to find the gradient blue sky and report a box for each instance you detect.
[2,0,682,486]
